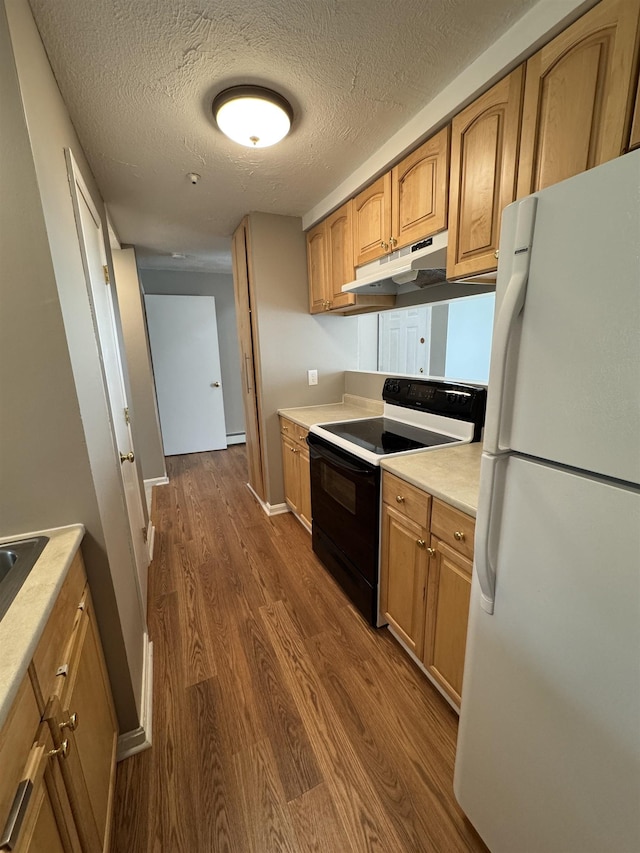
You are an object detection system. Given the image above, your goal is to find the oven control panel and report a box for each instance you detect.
[382,377,487,436]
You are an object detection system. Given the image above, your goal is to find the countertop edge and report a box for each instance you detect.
[0,524,85,729]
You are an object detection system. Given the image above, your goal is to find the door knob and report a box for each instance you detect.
[119,452,135,464]
[211,381,221,387]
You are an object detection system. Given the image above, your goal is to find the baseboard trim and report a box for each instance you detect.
[246,483,290,517]
[117,635,154,762]
[144,476,170,516]
[147,522,155,561]
[226,433,246,446]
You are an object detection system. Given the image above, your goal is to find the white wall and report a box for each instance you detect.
[247,213,359,505]
[139,268,245,439]
[4,0,145,732]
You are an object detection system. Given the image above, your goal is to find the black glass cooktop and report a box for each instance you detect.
[319,417,459,455]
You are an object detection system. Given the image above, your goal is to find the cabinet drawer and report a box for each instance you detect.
[31,552,86,710]
[431,499,475,561]
[280,417,308,447]
[0,676,42,842]
[382,472,430,528]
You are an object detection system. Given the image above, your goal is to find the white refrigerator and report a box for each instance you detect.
[454,150,640,852]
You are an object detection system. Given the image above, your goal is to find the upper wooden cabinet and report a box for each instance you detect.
[352,127,450,267]
[306,200,395,314]
[352,173,392,267]
[325,203,356,310]
[517,0,640,196]
[306,220,330,314]
[391,126,450,252]
[446,67,524,281]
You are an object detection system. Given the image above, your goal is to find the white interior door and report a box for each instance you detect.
[144,295,227,456]
[378,306,431,375]
[66,150,149,618]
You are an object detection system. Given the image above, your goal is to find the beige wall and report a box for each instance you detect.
[139,268,245,439]
[247,212,359,505]
[112,249,166,482]
[3,0,145,732]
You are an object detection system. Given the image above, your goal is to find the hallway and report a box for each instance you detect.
[110,447,486,852]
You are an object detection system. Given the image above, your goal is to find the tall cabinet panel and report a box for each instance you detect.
[352,173,392,266]
[306,221,330,314]
[446,67,524,281]
[325,202,355,310]
[231,219,266,501]
[517,0,640,196]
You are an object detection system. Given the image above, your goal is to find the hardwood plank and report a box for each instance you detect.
[260,599,407,852]
[187,677,248,853]
[287,782,354,853]
[233,738,299,853]
[240,611,322,801]
[109,747,152,853]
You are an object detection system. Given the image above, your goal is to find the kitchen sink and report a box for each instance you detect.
[0,536,49,621]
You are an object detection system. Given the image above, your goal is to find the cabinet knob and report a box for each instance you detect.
[416,539,426,548]
[454,530,465,542]
[395,495,405,503]
[48,739,70,760]
[380,241,389,251]
[494,250,500,260]
[59,712,78,732]
[389,236,398,248]
[427,547,436,557]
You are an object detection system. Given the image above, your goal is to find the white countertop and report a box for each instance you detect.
[380,443,483,517]
[0,524,85,728]
[278,394,383,429]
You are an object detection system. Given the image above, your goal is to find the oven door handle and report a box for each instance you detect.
[308,439,376,476]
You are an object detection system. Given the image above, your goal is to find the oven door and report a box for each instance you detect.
[308,433,380,621]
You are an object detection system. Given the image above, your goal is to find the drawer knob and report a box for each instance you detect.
[59,712,78,732]
[396,495,405,503]
[427,547,436,557]
[416,539,426,548]
[454,530,465,542]
[48,739,70,760]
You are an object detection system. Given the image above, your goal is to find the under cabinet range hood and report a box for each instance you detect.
[342,232,449,295]
[341,231,497,304]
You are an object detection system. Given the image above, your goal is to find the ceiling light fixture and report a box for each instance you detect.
[212,85,293,148]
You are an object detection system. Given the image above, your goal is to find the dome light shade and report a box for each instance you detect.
[213,86,293,148]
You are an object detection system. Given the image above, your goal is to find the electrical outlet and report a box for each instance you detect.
[307,369,318,386]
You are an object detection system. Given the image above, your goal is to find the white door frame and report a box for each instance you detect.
[66,149,149,620]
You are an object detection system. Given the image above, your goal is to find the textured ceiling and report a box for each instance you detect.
[28,0,539,272]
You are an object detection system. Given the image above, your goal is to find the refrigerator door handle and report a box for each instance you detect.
[474,453,508,614]
[483,197,538,455]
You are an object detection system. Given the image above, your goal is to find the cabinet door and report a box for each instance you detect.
[391,126,450,251]
[47,590,118,853]
[298,444,312,529]
[306,220,329,313]
[281,434,300,514]
[352,172,392,266]
[4,726,80,853]
[325,202,356,310]
[447,66,524,280]
[517,0,640,196]
[232,220,265,499]
[379,504,429,655]
[423,538,472,706]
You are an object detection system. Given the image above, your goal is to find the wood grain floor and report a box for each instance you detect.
[110,446,487,853]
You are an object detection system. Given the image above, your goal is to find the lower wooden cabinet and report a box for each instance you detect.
[280,416,311,530]
[380,472,475,707]
[0,550,117,853]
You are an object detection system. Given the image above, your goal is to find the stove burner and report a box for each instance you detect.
[319,417,459,456]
